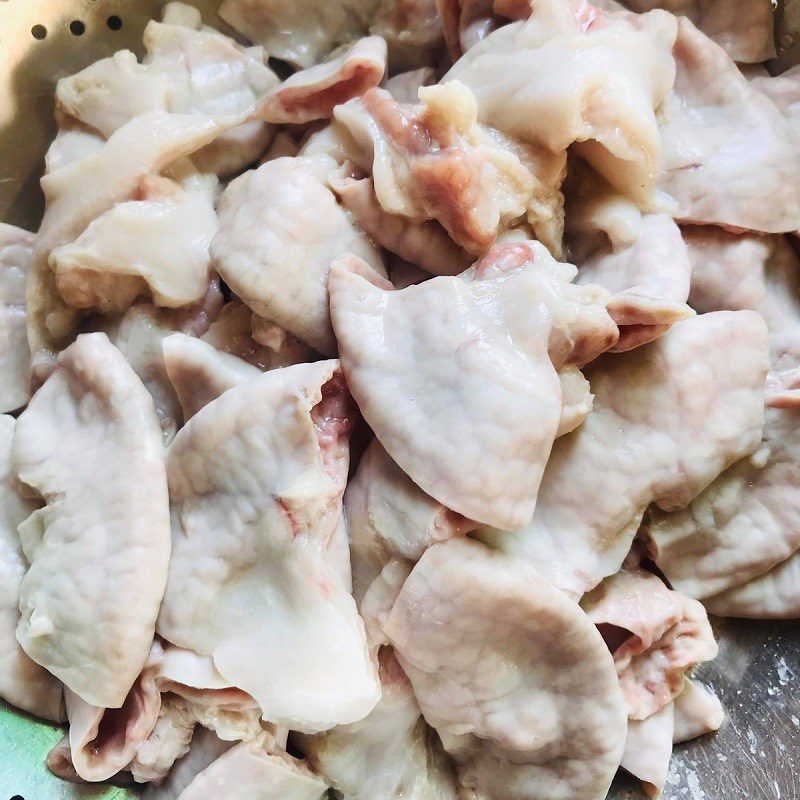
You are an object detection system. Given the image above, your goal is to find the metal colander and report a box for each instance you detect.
[0,3,798,799]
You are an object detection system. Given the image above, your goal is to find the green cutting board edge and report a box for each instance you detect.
[0,701,137,800]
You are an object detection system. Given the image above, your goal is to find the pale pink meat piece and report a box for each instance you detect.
[437,0,546,59]
[143,8,279,178]
[750,66,800,152]
[330,244,616,529]
[219,0,441,72]
[556,365,594,436]
[384,538,628,800]
[13,334,171,709]
[583,568,718,719]
[329,170,472,276]
[141,727,233,800]
[156,646,265,743]
[704,552,800,619]
[211,155,386,355]
[657,19,800,234]
[672,678,724,743]
[438,0,500,59]
[129,693,197,783]
[163,334,261,421]
[649,231,800,611]
[201,300,316,371]
[685,229,800,334]
[572,211,694,351]
[159,647,284,744]
[0,415,63,723]
[218,0,378,68]
[684,229,800,406]
[385,68,436,104]
[300,648,460,800]
[46,643,196,785]
[100,287,224,445]
[56,51,170,139]
[27,112,222,378]
[0,224,33,413]
[648,406,800,602]
[51,173,219,315]
[445,1,678,203]
[370,0,444,71]
[345,439,476,601]
[334,81,566,255]
[176,731,327,800]
[620,703,674,796]
[52,646,164,782]
[56,6,279,178]
[157,361,380,732]
[478,311,769,597]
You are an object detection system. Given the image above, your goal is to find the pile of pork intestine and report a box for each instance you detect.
[0,0,797,798]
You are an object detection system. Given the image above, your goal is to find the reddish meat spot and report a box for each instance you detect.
[471,242,536,279]
[131,174,179,202]
[362,88,502,254]
[364,88,433,156]
[90,670,158,759]
[277,497,300,539]
[573,0,603,32]
[412,149,494,254]
[274,63,382,120]
[311,371,359,485]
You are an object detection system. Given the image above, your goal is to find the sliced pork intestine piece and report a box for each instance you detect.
[333,82,564,256]
[657,18,800,234]
[177,731,328,800]
[329,171,472,277]
[384,538,628,800]
[259,37,386,125]
[51,173,219,314]
[478,311,769,598]
[619,702,674,796]
[0,225,34,413]
[211,155,386,356]
[0,415,63,723]
[28,112,223,377]
[300,648,460,800]
[571,211,694,352]
[345,439,476,602]
[331,243,617,531]
[445,5,678,204]
[582,568,718,719]
[158,361,379,733]
[13,333,171,709]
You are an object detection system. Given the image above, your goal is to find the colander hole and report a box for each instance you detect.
[31,24,47,40]
[11,795,25,800]
[107,15,123,31]
[70,20,86,36]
